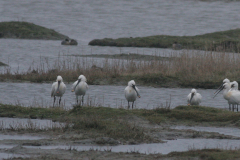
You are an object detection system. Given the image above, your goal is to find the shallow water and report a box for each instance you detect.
[0,82,227,109]
[24,138,240,155]
[0,0,240,72]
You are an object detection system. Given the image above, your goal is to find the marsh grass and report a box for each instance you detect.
[1,50,240,88]
[2,103,240,142]
[168,149,240,160]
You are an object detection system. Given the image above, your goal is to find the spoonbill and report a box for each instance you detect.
[71,75,88,105]
[214,82,240,111]
[214,78,230,94]
[230,81,239,111]
[124,80,141,109]
[230,81,239,91]
[187,89,202,105]
[51,75,66,107]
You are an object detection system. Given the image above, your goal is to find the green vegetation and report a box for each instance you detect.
[167,149,240,160]
[69,53,176,61]
[138,105,240,126]
[0,21,69,40]
[0,61,7,66]
[89,29,240,52]
[1,104,240,134]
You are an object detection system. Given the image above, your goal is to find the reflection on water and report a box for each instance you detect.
[24,138,240,155]
[0,82,227,109]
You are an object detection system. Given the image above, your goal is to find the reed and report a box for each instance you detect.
[1,50,240,88]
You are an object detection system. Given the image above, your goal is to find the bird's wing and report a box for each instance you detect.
[197,93,202,102]
[229,91,240,104]
[187,93,191,102]
[124,86,128,97]
[72,81,77,89]
[51,82,56,97]
[62,82,66,94]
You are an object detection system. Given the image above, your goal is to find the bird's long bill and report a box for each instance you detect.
[133,85,141,98]
[214,83,224,94]
[190,93,194,103]
[56,81,60,93]
[72,79,81,92]
[213,85,224,98]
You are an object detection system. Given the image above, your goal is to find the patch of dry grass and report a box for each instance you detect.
[1,50,240,88]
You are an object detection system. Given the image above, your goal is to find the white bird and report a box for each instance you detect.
[124,80,141,109]
[230,81,239,91]
[71,75,88,105]
[51,75,66,107]
[187,89,202,105]
[214,82,240,111]
[214,78,230,94]
[214,79,239,111]
[229,81,239,111]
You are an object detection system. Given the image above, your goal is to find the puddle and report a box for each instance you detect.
[23,138,240,155]
[172,126,240,138]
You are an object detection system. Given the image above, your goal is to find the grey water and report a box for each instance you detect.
[0,82,227,110]
[0,0,240,72]
[23,138,240,155]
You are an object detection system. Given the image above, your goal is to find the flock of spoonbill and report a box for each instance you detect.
[213,78,240,111]
[50,75,239,111]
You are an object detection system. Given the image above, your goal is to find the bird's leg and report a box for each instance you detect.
[76,96,78,105]
[132,101,134,109]
[128,101,130,109]
[59,97,61,106]
[53,96,56,107]
[82,96,84,106]
[229,104,231,111]
[237,104,239,112]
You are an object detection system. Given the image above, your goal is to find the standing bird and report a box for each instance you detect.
[214,82,240,111]
[72,75,88,105]
[187,89,202,105]
[214,79,239,111]
[51,75,66,107]
[124,80,141,109]
[214,78,230,94]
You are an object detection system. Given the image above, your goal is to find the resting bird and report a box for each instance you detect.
[187,89,202,105]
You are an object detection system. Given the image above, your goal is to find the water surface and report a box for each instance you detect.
[0,82,227,109]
